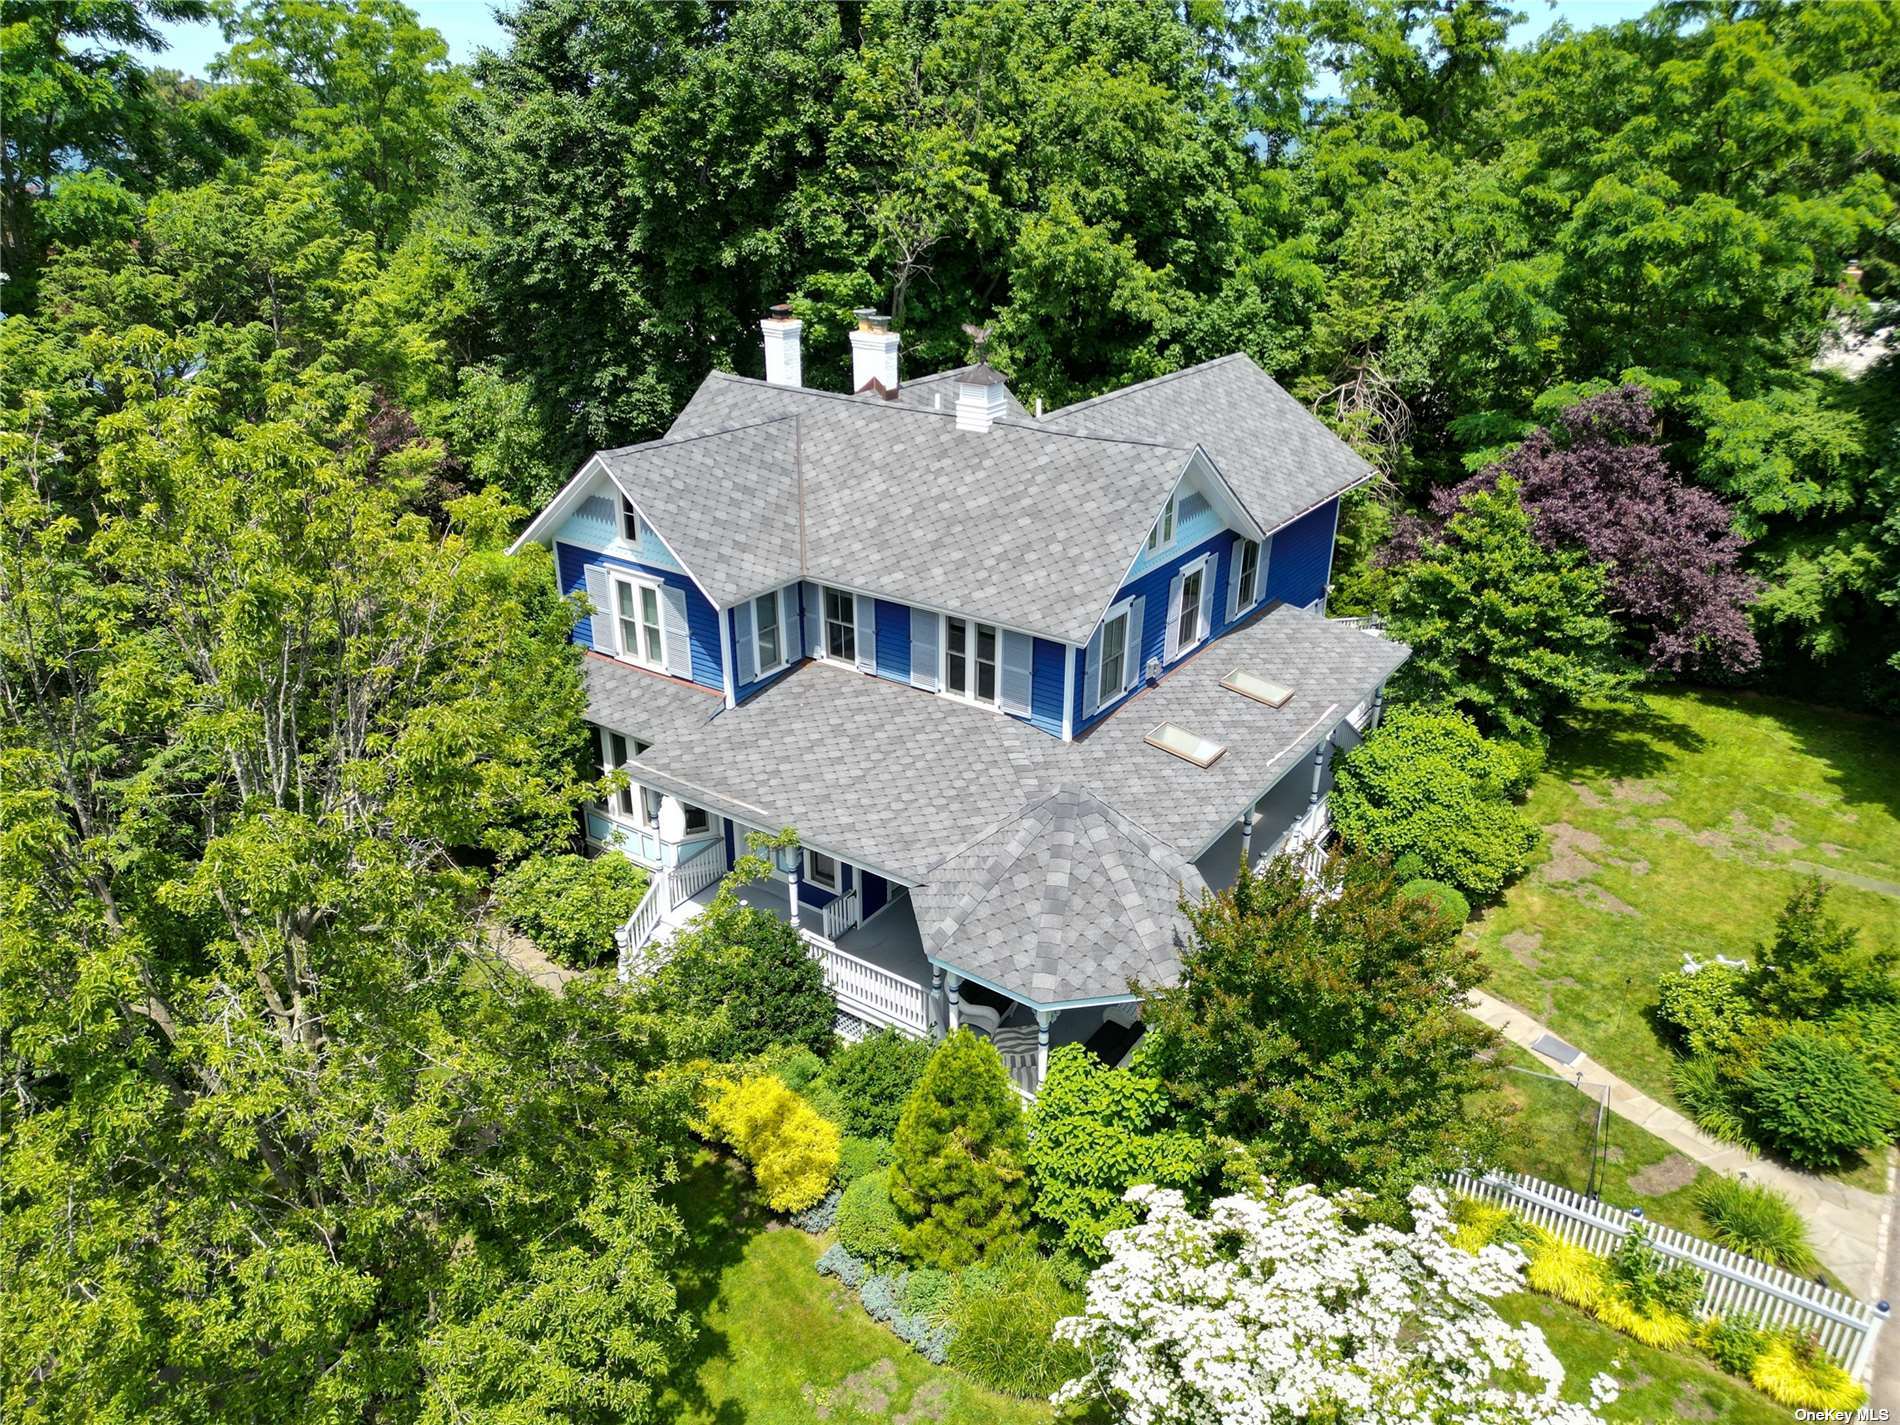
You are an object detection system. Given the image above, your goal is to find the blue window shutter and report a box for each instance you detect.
[781,585,802,661]
[660,585,692,679]
[910,606,940,690]
[1082,623,1103,718]
[1225,536,1244,623]
[1126,594,1145,688]
[1000,630,1032,716]
[853,594,876,672]
[582,564,611,651]
[734,600,757,685]
[1163,572,1184,662]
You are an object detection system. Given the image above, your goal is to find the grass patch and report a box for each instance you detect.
[1496,1291,1788,1424]
[659,1153,1051,1425]
[1470,688,1900,1191]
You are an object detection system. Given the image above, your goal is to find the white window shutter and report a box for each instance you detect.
[1164,572,1184,662]
[583,565,611,650]
[909,606,940,690]
[1197,562,1215,642]
[1000,630,1033,716]
[1125,595,1144,689]
[734,600,757,685]
[780,585,802,661]
[801,581,821,653]
[853,594,876,672]
[1225,536,1244,623]
[1082,623,1103,718]
[659,585,693,679]
[1259,537,1274,606]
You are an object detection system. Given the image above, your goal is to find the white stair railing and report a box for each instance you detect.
[666,838,729,909]
[818,887,863,942]
[615,871,670,981]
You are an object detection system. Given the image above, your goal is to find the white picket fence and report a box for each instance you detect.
[1448,1168,1889,1380]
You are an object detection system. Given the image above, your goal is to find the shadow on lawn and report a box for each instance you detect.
[1546,697,1707,783]
[1748,688,1900,821]
[661,1153,761,1425]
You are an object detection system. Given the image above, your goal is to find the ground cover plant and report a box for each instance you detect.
[1468,689,1900,1187]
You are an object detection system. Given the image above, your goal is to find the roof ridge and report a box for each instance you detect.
[598,413,798,459]
[1043,353,1252,420]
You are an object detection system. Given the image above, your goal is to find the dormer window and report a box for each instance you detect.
[1147,493,1178,552]
[620,495,641,543]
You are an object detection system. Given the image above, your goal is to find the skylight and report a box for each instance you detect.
[1221,669,1293,708]
[1145,722,1227,768]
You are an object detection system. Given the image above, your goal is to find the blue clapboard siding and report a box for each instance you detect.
[1073,527,1234,737]
[1029,639,1066,737]
[875,599,911,683]
[1263,498,1337,610]
[729,601,801,705]
[556,541,723,690]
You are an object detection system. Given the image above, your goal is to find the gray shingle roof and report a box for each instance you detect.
[582,654,724,747]
[603,606,1407,1001]
[911,787,1203,1003]
[886,365,1032,421]
[597,418,804,608]
[659,372,1191,642]
[1067,605,1410,859]
[1042,354,1372,534]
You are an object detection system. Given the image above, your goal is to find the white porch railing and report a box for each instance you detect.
[615,871,670,981]
[1448,1169,1889,1381]
[1261,797,1333,883]
[1332,614,1387,637]
[818,887,863,942]
[667,838,729,908]
[800,928,929,1035]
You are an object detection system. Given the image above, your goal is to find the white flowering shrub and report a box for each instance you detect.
[1053,1183,1621,1424]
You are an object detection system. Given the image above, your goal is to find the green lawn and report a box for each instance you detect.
[1497,1292,1787,1424]
[659,1155,1051,1425]
[1470,688,1900,1190]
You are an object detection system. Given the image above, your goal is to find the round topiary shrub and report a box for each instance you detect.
[1742,1022,1896,1168]
[494,852,649,968]
[835,1167,903,1262]
[1398,878,1471,925]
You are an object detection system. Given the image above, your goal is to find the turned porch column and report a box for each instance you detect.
[945,972,963,1034]
[930,966,946,1038]
[1308,736,1333,806]
[1238,805,1256,865]
[785,863,801,931]
[1035,1009,1057,1088]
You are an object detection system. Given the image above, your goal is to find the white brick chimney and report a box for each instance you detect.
[761,304,803,387]
[849,308,900,394]
[956,364,1008,433]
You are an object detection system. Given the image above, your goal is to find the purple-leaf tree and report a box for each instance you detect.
[1429,387,1761,675]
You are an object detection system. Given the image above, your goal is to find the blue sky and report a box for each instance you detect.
[142,1,1663,80]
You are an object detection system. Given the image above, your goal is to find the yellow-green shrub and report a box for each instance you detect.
[1749,1332,1868,1413]
[1449,1199,1515,1254]
[1524,1230,1604,1310]
[1593,1294,1694,1350]
[704,1073,840,1213]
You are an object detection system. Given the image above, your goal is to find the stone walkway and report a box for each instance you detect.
[1466,989,1889,1299]
[484,922,582,996]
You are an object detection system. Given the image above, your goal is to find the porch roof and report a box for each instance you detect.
[582,653,723,748]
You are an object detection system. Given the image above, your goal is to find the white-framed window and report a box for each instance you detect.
[752,592,783,674]
[1235,538,1261,610]
[823,586,857,663]
[944,616,999,706]
[612,574,665,670]
[683,803,710,836]
[599,730,652,822]
[619,495,641,543]
[804,848,840,892]
[1146,492,1178,552]
[1177,561,1207,652]
[1098,605,1131,706]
